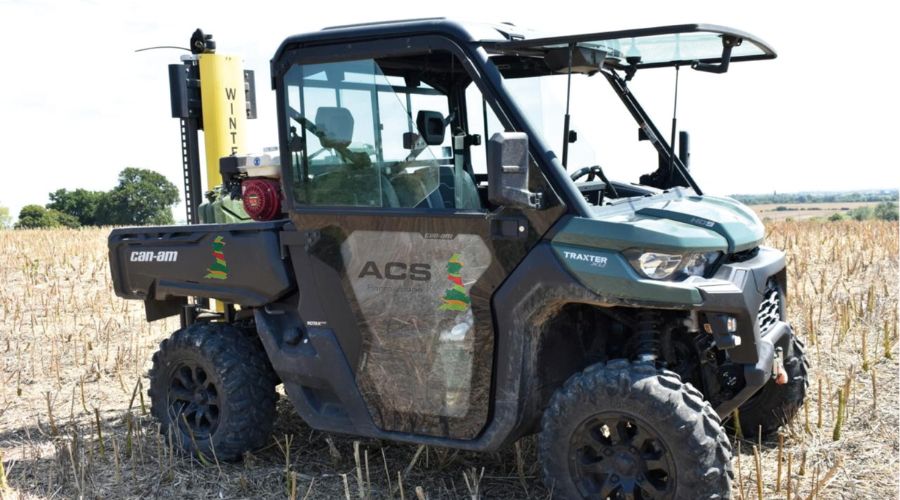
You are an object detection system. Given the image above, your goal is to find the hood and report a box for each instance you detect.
[554,189,764,255]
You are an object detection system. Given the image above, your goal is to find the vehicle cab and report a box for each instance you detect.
[266,17,794,445]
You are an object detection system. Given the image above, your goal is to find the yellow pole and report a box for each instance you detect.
[198,53,246,314]
[198,53,247,190]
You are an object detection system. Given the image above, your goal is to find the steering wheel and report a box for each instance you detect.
[570,165,620,200]
[570,165,603,182]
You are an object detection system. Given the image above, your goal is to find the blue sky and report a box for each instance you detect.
[1,0,897,220]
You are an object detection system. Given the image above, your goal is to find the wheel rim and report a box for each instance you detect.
[569,413,676,499]
[167,363,220,439]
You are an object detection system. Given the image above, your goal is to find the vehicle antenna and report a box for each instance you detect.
[561,43,574,168]
[134,46,191,53]
[668,65,680,186]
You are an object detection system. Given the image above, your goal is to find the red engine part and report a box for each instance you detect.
[241,178,282,221]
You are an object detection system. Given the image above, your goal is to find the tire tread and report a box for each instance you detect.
[538,360,733,498]
[148,322,277,461]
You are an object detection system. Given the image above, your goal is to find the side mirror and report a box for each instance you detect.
[402,132,420,150]
[416,110,446,146]
[487,132,542,209]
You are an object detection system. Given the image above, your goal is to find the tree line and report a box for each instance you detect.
[828,202,899,222]
[732,190,898,205]
[10,167,179,229]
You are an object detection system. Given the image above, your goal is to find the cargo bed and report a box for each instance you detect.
[108,220,293,320]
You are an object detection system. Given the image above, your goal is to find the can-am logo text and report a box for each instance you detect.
[130,251,178,263]
[563,250,608,268]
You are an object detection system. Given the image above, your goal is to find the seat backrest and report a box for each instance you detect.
[315,107,354,149]
[456,169,482,210]
[438,166,482,210]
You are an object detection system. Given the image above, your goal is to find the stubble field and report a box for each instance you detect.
[749,203,878,222]
[0,220,897,499]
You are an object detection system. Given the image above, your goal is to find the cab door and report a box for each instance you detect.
[279,42,565,439]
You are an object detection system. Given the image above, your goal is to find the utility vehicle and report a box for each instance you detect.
[109,19,808,498]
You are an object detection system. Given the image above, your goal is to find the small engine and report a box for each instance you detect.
[242,178,281,221]
[219,151,283,221]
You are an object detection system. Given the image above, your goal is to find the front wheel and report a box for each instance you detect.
[148,322,277,461]
[539,359,733,499]
[733,337,808,439]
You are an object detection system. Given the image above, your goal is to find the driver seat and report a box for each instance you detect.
[311,107,399,207]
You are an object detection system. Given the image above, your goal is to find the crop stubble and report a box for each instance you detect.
[0,220,897,499]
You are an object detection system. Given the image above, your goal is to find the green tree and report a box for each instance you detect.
[849,206,873,221]
[47,188,104,226]
[874,201,899,221]
[0,205,10,228]
[15,205,82,229]
[95,168,179,226]
[15,205,67,229]
[52,210,81,228]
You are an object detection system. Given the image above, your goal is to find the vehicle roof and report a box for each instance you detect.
[272,18,775,73]
[273,18,515,62]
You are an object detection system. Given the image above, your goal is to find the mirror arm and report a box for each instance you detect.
[500,187,543,209]
[692,35,741,74]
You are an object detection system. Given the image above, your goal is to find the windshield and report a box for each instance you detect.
[484,26,775,201]
[500,70,662,188]
[495,57,693,199]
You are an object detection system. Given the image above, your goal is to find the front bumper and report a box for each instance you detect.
[694,246,794,417]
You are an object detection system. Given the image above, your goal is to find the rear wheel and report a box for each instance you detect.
[539,360,732,499]
[733,337,808,439]
[148,322,277,460]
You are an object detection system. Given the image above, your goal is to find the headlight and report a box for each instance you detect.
[626,250,722,280]
[682,251,721,277]
[637,252,683,279]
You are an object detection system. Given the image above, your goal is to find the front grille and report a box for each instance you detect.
[757,281,783,336]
